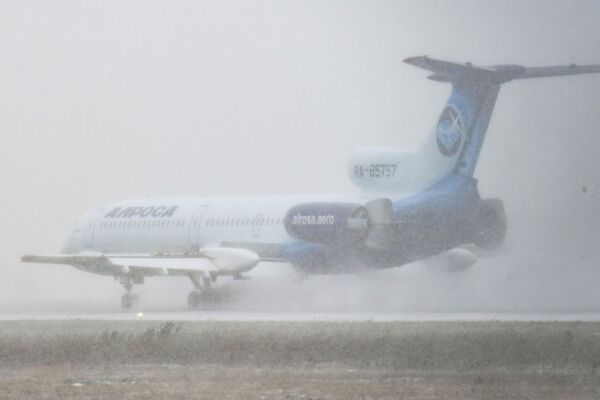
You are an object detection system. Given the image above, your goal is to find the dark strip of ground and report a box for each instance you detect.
[0,320,599,399]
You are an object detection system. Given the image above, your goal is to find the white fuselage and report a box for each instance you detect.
[62,194,370,255]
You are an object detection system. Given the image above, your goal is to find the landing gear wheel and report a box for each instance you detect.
[187,290,203,309]
[121,293,139,309]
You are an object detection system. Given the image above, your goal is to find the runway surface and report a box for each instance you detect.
[2,309,600,321]
[5,259,600,322]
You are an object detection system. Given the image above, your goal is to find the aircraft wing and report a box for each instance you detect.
[21,247,260,277]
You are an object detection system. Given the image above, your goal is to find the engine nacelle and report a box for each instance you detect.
[472,198,507,250]
[284,202,366,244]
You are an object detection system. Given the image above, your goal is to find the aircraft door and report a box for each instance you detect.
[84,210,102,249]
[188,205,208,250]
[252,213,264,239]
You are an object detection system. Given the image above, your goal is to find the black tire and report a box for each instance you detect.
[121,294,132,309]
[121,294,139,309]
[473,198,507,250]
[187,290,202,309]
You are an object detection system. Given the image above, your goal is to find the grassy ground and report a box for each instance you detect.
[1,321,600,399]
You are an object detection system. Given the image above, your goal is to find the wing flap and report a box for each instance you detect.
[107,256,218,273]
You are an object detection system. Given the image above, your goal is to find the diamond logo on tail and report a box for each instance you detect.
[436,106,464,157]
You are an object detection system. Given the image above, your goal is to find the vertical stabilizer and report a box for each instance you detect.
[404,56,600,178]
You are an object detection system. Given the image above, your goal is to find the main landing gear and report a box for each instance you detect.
[187,272,215,309]
[116,271,217,310]
[119,274,140,310]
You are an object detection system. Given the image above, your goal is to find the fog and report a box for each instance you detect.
[1,0,599,313]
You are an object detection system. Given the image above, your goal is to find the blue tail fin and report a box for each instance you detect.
[404,56,600,178]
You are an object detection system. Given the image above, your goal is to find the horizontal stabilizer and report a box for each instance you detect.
[404,56,600,84]
[517,64,600,79]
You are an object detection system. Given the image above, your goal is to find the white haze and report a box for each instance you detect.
[0,0,599,313]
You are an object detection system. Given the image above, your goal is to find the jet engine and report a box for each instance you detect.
[284,199,397,249]
[472,198,507,250]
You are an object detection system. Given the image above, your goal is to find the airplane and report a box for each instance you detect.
[22,56,600,309]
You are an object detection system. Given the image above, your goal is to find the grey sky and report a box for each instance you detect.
[1,0,599,310]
